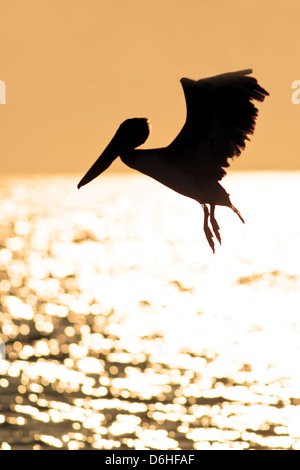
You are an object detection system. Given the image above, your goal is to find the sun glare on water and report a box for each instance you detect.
[0,172,300,450]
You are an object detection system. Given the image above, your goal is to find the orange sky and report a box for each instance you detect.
[0,0,299,173]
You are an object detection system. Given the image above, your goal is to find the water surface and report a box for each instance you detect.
[1,172,300,450]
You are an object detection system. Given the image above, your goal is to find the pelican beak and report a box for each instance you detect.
[77,137,118,189]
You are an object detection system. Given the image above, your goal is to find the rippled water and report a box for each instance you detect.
[1,171,300,450]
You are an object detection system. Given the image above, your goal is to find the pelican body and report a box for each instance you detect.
[78,69,268,252]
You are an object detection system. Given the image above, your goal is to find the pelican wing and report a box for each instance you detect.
[170,69,269,180]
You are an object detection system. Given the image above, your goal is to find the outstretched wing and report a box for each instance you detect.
[169,69,269,180]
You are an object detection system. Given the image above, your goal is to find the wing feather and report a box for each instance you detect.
[169,69,269,180]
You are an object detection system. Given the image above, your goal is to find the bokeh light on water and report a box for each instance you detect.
[1,172,300,450]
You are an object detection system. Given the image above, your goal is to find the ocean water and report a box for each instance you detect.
[0,171,300,450]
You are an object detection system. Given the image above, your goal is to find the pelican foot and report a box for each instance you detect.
[203,204,215,253]
[210,205,222,245]
[204,225,215,253]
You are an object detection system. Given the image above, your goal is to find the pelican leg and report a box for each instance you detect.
[210,204,221,245]
[202,204,215,253]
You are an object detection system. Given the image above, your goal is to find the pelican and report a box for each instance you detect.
[78,69,268,252]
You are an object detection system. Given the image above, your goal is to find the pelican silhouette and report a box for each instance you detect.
[78,69,268,252]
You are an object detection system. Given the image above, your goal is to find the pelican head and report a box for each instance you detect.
[78,118,150,189]
[115,118,150,150]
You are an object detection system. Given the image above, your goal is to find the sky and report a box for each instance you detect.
[0,0,299,174]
